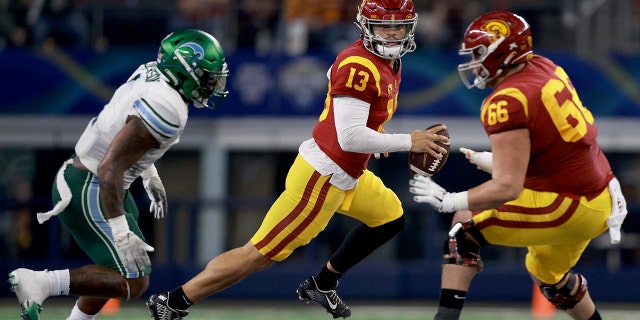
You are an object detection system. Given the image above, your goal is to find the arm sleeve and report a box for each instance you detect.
[333,96,411,153]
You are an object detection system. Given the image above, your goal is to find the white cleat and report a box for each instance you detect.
[8,268,51,319]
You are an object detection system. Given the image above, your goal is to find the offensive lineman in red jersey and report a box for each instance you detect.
[146,1,449,319]
[408,11,628,320]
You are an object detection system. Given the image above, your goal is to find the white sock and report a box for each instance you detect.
[66,301,96,320]
[47,269,71,296]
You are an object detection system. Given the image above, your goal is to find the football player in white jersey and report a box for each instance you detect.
[8,29,228,320]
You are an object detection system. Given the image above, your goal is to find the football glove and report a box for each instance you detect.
[109,215,154,273]
[143,175,167,220]
[459,147,493,174]
[409,174,468,213]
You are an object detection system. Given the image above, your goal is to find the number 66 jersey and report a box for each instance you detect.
[480,55,613,199]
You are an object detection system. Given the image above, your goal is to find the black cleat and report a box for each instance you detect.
[297,276,351,318]
[146,293,189,320]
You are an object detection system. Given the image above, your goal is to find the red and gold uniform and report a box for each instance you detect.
[472,55,615,283]
[313,40,402,178]
[251,40,404,261]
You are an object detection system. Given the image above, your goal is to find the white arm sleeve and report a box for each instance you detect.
[333,96,411,153]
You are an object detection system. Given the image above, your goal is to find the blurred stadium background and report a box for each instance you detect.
[1,0,640,318]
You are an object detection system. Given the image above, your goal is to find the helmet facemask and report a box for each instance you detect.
[357,16,417,59]
[189,60,229,109]
[356,0,418,59]
[458,36,508,89]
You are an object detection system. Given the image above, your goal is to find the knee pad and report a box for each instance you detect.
[539,271,588,310]
[443,220,487,272]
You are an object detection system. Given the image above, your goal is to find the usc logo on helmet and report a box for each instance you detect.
[481,20,511,42]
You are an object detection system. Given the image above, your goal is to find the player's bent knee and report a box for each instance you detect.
[443,219,487,271]
[241,242,276,270]
[539,271,588,310]
[125,276,150,300]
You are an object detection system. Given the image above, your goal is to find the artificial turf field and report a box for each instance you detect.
[1,298,639,320]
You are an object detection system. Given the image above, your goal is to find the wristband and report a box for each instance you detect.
[451,191,469,211]
[108,215,129,238]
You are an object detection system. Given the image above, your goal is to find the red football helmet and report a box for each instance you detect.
[458,11,533,89]
[356,0,418,59]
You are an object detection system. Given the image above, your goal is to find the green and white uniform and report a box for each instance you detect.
[38,62,188,278]
[75,62,188,185]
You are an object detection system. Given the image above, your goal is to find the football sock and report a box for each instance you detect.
[314,265,342,291]
[588,309,602,320]
[168,286,192,310]
[329,217,405,272]
[49,269,70,296]
[434,289,467,320]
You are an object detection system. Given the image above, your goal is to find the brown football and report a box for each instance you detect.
[409,123,450,177]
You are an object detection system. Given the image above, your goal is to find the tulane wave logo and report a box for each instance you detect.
[177,42,205,60]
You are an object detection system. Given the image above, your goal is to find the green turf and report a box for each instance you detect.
[1,298,639,320]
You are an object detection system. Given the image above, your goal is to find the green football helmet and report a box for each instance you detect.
[157,29,229,109]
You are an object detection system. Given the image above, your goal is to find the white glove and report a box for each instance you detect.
[109,215,155,273]
[143,175,167,219]
[409,174,468,213]
[459,147,493,174]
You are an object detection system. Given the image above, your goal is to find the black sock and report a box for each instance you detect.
[434,289,467,320]
[439,288,467,309]
[329,218,404,272]
[588,308,602,320]
[167,286,192,310]
[313,265,342,291]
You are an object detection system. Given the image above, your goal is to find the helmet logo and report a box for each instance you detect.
[481,20,511,43]
[177,42,205,61]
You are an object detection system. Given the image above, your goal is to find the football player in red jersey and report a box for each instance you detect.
[146,0,449,319]
[409,11,628,320]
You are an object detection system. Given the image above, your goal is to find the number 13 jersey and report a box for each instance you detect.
[312,39,402,179]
